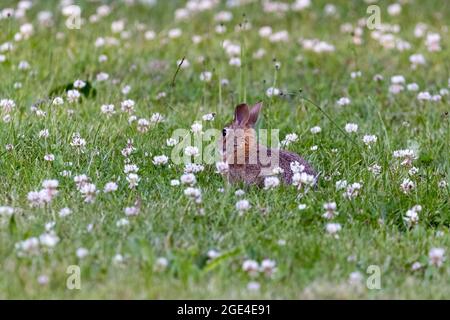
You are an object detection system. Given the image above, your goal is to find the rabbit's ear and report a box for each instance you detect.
[234,103,250,125]
[247,101,262,127]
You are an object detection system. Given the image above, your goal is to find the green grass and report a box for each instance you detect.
[0,0,449,299]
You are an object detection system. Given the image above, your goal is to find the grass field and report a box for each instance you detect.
[0,0,449,299]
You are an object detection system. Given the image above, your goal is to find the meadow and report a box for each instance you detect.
[0,0,449,299]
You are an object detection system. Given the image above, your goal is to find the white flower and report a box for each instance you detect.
[76,247,89,259]
[242,259,259,277]
[168,28,182,38]
[0,206,14,217]
[411,262,422,271]
[170,179,180,186]
[428,248,445,267]
[0,99,15,113]
[184,187,202,203]
[39,232,59,248]
[150,113,165,124]
[369,164,382,176]
[272,167,284,175]
[259,26,272,38]
[348,271,363,285]
[310,126,321,134]
[229,57,241,67]
[264,176,280,190]
[73,80,86,89]
[121,99,135,113]
[104,182,118,193]
[325,223,341,236]
[292,0,311,11]
[417,91,432,101]
[337,97,351,106]
[124,206,139,217]
[235,189,245,196]
[322,202,338,219]
[343,182,362,199]
[67,89,80,103]
[126,173,140,188]
[145,30,155,40]
[298,204,307,210]
[184,146,199,157]
[438,180,448,189]
[404,205,421,226]
[215,161,229,174]
[52,97,64,105]
[154,257,169,271]
[101,104,115,116]
[116,218,129,227]
[180,173,196,185]
[96,72,109,82]
[260,259,277,277]
[153,155,169,165]
[407,83,419,91]
[58,207,72,217]
[44,154,55,161]
[400,178,415,194]
[202,113,215,121]
[199,71,212,82]
[80,183,98,203]
[387,3,401,16]
[345,123,358,133]
[362,135,377,147]
[236,199,251,214]
[409,53,426,67]
[191,122,203,133]
[266,87,280,97]
[39,129,49,138]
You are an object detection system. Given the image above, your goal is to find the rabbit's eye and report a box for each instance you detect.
[222,129,227,136]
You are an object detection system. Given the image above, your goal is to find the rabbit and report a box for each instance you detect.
[221,102,317,187]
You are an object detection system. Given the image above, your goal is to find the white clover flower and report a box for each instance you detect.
[166,138,177,147]
[417,91,432,101]
[407,83,419,91]
[404,205,422,226]
[266,87,280,97]
[362,135,377,147]
[170,179,180,186]
[126,173,140,188]
[235,189,245,197]
[80,183,98,203]
[337,97,351,106]
[184,146,199,157]
[343,182,362,199]
[104,182,118,193]
[58,207,72,218]
[52,97,64,105]
[121,99,135,113]
[215,161,229,174]
[236,199,251,214]
[322,202,338,219]
[260,259,277,277]
[124,206,139,217]
[180,173,196,185]
[152,155,169,165]
[369,164,382,176]
[202,113,215,121]
[325,223,341,236]
[345,123,358,133]
[400,178,415,194]
[168,28,182,38]
[229,57,241,67]
[154,257,169,271]
[39,232,60,248]
[96,72,109,82]
[184,187,202,203]
[76,247,89,259]
[259,26,272,38]
[428,248,445,267]
[310,126,322,134]
[298,204,307,210]
[264,176,280,190]
[242,259,259,277]
[191,122,203,133]
[150,113,165,124]
[0,206,14,217]
[67,89,80,103]
[116,218,129,227]
[101,104,115,116]
[199,71,212,82]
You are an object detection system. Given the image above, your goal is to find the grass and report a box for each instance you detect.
[0,0,449,299]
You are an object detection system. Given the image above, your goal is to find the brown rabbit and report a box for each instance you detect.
[221,102,317,187]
